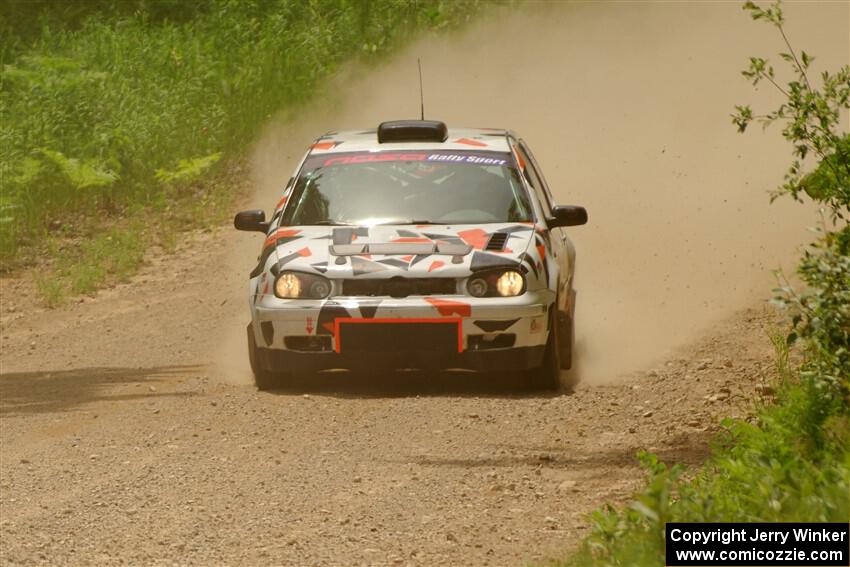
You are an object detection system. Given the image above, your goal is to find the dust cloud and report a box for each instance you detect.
[217,1,849,385]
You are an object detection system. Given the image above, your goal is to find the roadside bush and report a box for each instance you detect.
[555,2,849,565]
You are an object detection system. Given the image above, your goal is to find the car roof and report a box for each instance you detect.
[309,127,513,154]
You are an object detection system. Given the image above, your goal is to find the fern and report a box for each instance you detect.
[154,152,222,185]
[38,148,118,190]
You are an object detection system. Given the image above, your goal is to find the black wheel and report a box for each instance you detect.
[555,310,578,393]
[247,323,284,390]
[558,309,574,370]
[558,289,579,392]
[526,307,561,391]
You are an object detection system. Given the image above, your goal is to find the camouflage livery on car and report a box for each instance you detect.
[235,121,587,390]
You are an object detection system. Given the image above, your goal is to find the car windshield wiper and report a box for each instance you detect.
[375,219,442,225]
[311,220,353,226]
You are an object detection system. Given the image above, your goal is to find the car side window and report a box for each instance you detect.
[514,142,552,216]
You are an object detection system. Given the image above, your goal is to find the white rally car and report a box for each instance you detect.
[235,120,587,390]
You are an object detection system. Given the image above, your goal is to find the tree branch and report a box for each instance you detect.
[778,24,812,92]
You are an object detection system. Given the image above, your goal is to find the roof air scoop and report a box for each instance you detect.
[377,120,448,144]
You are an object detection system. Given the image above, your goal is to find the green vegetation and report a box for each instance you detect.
[0,0,484,303]
[68,223,146,294]
[557,2,850,565]
[33,273,65,308]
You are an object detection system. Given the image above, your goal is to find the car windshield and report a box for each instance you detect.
[281,150,534,226]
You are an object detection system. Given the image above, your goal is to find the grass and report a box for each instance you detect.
[68,224,145,294]
[26,164,240,306]
[0,0,487,304]
[33,273,65,308]
[551,236,850,566]
[550,343,849,566]
[551,4,850,563]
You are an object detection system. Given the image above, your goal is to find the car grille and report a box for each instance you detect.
[339,277,457,298]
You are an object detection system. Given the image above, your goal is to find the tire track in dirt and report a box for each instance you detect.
[1,3,847,566]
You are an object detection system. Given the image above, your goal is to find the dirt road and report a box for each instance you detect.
[1,3,847,566]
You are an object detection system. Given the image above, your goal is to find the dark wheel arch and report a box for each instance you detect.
[247,323,286,390]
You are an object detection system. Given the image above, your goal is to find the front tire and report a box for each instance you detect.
[526,308,561,391]
[558,310,574,370]
[247,324,285,390]
[558,289,579,392]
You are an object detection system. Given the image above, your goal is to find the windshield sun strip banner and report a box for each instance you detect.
[303,150,515,170]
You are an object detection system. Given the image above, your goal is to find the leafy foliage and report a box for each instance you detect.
[777,226,850,396]
[39,149,119,189]
[731,1,850,216]
[155,153,222,185]
[739,0,850,412]
[0,0,486,269]
[555,3,850,565]
[557,338,850,566]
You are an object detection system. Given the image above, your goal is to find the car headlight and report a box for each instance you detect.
[496,271,524,296]
[274,271,332,299]
[466,269,526,298]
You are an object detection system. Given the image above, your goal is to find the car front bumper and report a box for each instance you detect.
[249,290,554,372]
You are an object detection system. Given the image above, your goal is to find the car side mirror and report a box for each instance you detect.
[234,210,269,233]
[548,205,588,228]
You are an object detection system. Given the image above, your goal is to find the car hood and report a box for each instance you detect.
[264,223,538,278]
